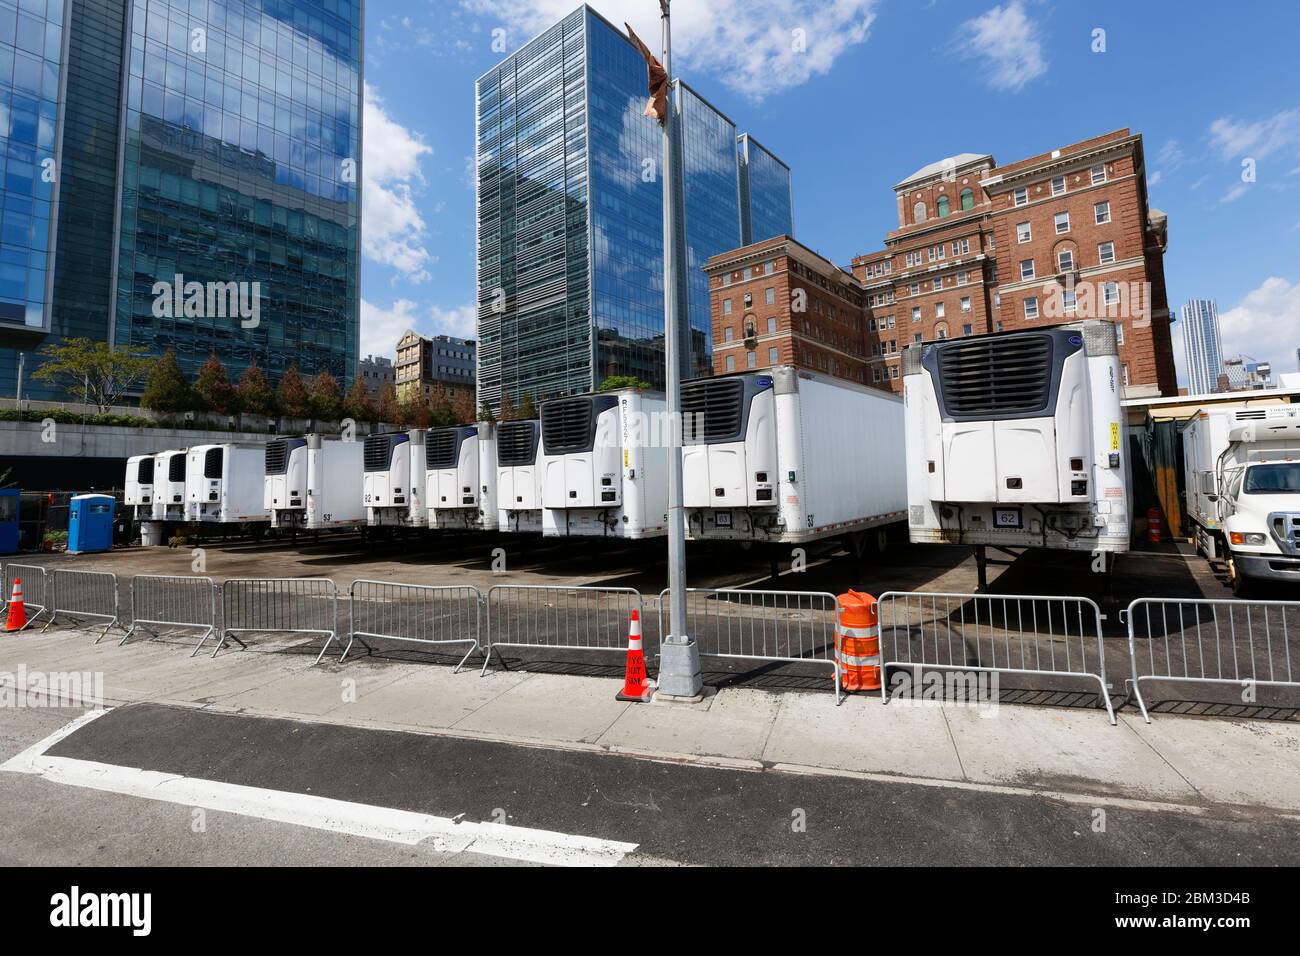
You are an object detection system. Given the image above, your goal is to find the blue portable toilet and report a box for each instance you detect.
[0,489,18,555]
[68,494,116,554]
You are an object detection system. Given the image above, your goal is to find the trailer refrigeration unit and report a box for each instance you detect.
[425,423,498,531]
[497,419,543,533]
[1183,405,1300,595]
[903,320,1130,581]
[264,435,364,530]
[150,449,189,522]
[539,389,668,539]
[184,443,270,525]
[123,454,155,521]
[364,429,426,529]
[681,367,907,550]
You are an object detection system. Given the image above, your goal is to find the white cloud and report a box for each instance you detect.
[1220,182,1250,203]
[1218,277,1300,374]
[463,0,877,101]
[429,304,478,339]
[363,84,435,283]
[957,1,1047,93]
[1208,108,1300,160]
[1148,170,1162,187]
[359,299,478,360]
[1156,139,1185,168]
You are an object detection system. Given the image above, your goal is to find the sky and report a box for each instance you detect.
[358,0,1300,385]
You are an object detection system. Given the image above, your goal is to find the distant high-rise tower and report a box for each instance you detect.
[1181,299,1224,395]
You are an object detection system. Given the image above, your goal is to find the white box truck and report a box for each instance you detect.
[124,454,155,521]
[425,423,498,531]
[184,443,270,525]
[497,419,543,533]
[364,429,426,528]
[539,389,668,539]
[904,320,1130,558]
[150,448,189,522]
[681,367,907,549]
[1183,405,1300,595]
[264,434,364,530]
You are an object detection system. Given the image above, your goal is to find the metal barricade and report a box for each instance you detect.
[0,562,50,631]
[122,574,220,655]
[44,569,120,638]
[659,588,841,702]
[346,580,483,669]
[876,591,1114,723]
[483,585,641,675]
[1124,597,1299,722]
[220,577,340,664]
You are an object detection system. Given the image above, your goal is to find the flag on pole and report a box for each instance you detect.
[625,23,669,124]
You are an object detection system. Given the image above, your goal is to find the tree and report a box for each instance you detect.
[497,391,516,422]
[402,398,431,429]
[307,371,344,422]
[276,364,311,419]
[478,400,497,424]
[342,376,375,422]
[518,393,538,420]
[30,338,152,412]
[236,361,276,416]
[193,353,240,414]
[139,350,195,412]
[427,385,455,428]
[450,389,474,424]
[597,375,652,392]
[375,382,401,425]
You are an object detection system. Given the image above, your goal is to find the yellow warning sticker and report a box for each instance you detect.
[1109,422,1120,451]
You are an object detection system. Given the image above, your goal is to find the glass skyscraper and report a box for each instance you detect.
[1180,298,1223,395]
[475,5,792,409]
[0,0,362,401]
[738,133,793,246]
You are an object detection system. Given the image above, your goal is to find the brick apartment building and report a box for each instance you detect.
[706,129,1178,397]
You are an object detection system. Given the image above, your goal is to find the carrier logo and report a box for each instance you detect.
[50,887,151,936]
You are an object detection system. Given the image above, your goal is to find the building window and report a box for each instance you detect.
[911,306,922,322]
[872,367,881,383]
[767,317,777,333]
[1016,222,1032,243]
[913,332,922,344]
[1091,164,1107,185]
[868,317,876,331]
[1013,187,1028,206]
[1051,175,1066,196]
[724,327,734,342]
[747,351,757,369]
[765,287,775,305]
[962,323,973,336]
[1058,249,1074,272]
[764,260,774,275]
[1103,282,1120,305]
[1020,258,1035,280]
[937,195,950,217]
[1062,288,1077,314]
[726,355,735,371]
[932,276,942,290]
[1122,364,1130,386]
[1054,211,1070,234]
[996,320,1003,332]
[722,273,731,286]
[961,187,974,210]
[960,296,971,312]
[743,267,752,280]
[744,293,753,307]
[768,347,779,364]
[1023,297,1039,320]
[1098,241,1115,264]
[957,270,968,286]
[1094,201,1111,224]
[723,298,732,314]
[910,282,920,295]
[1116,323,1125,346]
[886,314,896,329]
[890,366,899,379]
[913,201,927,223]
[935,302,945,318]
[935,323,949,340]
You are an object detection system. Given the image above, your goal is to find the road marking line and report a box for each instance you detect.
[1,713,639,867]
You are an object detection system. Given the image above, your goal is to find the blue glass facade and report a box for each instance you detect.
[738,133,793,245]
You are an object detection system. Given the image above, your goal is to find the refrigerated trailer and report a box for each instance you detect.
[425,423,498,531]
[497,419,542,533]
[184,443,270,525]
[123,454,155,521]
[539,390,668,539]
[150,449,189,521]
[681,367,907,548]
[364,429,426,528]
[264,435,364,530]
[903,320,1130,562]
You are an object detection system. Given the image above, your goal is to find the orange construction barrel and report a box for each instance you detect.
[837,590,880,692]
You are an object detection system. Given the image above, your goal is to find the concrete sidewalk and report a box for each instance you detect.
[2,625,1298,816]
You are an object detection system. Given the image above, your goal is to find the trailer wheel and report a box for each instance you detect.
[1228,555,1254,599]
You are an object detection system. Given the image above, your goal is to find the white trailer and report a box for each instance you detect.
[184,443,270,525]
[364,429,426,528]
[425,423,498,531]
[1183,405,1300,594]
[904,319,1130,559]
[264,434,364,530]
[123,454,155,521]
[150,448,189,522]
[539,389,668,539]
[681,367,907,548]
[497,419,543,533]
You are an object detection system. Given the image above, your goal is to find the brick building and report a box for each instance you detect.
[394,329,477,406]
[704,130,1177,398]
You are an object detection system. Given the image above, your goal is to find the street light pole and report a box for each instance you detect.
[654,0,703,700]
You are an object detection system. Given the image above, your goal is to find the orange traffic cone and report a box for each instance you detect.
[4,578,28,632]
[616,610,654,702]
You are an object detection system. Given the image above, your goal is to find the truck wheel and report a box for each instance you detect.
[1228,556,1254,599]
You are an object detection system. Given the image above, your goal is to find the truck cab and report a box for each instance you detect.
[1218,452,1300,595]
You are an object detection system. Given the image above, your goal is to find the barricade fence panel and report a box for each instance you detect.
[876,591,1114,723]
[483,585,642,674]
[46,569,119,637]
[347,580,482,670]
[1125,597,1300,722]
[1,563,49,630]
[659,588,841,700]
[123,574,219,654]
[220,577,340,664]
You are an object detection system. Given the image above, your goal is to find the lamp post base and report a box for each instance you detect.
[655,638,703,700]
